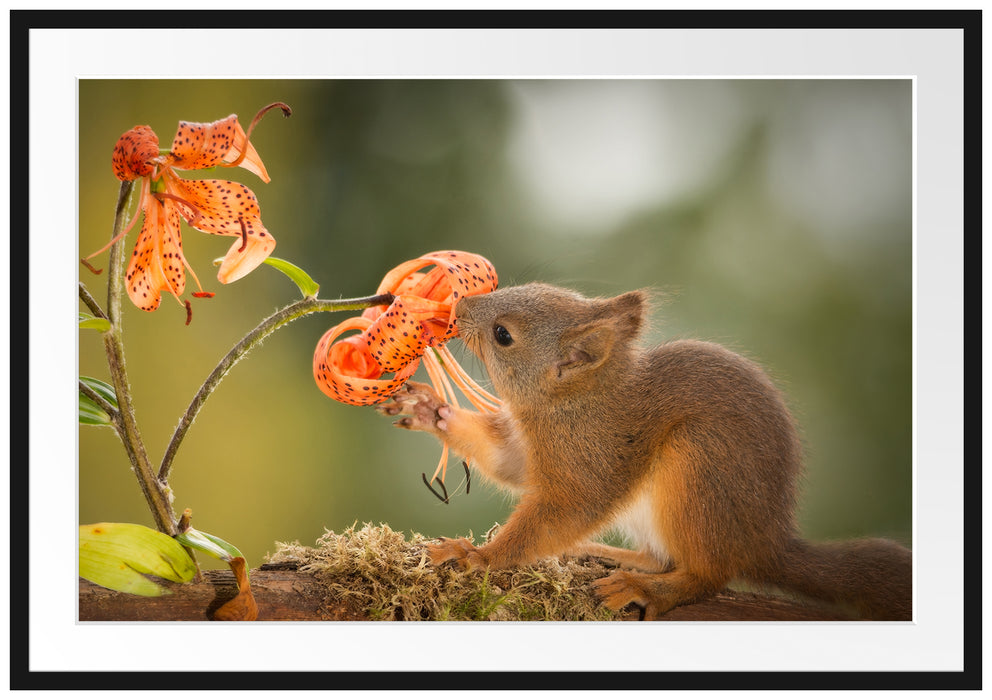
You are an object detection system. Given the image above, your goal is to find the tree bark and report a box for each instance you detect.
[78,562,854,622]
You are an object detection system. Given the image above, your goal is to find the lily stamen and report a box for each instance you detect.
[83,178,150,263]
[173,240,210,300]
[226,102,292,171]
[80,258,103,275]
[436,345,501,411]
[153,191,203,228]
[238,216,248,252]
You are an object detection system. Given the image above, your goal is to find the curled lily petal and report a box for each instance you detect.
[226,135,269,182]
[167,178,276,283]
[223,102,292,179]
[376,251,498,301]
[364,294,450,372]
[216,229,277,284]
[112,125,160,181]
[167,115,270,182]
[332,335,382,381]
[313,317,421,406]
[314,251,499,410]
[371,251,499,343]
[361,270,430,322]
[314,251,501,498]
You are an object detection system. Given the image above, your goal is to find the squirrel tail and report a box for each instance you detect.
[754,537,913,621]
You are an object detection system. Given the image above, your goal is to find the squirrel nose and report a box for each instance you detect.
[453,295,475,321]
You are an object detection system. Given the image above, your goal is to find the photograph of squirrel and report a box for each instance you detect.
[378,282,912,620]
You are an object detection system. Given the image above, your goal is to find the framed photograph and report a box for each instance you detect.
[12,8,978,692]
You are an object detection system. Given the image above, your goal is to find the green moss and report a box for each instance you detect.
[268,522,625,621]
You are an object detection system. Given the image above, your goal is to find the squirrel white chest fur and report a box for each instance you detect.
[611,487,672,567]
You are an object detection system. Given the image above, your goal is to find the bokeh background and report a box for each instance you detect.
[78,79,912,570]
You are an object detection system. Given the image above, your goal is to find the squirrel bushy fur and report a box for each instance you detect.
[379,282,912,620]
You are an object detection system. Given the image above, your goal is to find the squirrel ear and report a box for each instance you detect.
[600,291,646,340]
[556,322,615,379]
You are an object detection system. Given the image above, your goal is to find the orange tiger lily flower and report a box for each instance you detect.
[84,103,291,313]
[313,251,502,488]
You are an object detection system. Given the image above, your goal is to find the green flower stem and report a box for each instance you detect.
[99,180,180,535]
[157,292,394,484]
[78,282,107,320]
[78,285,115,429]
[90,181,395,536]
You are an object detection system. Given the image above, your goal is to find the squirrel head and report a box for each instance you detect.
[454,282,647,402]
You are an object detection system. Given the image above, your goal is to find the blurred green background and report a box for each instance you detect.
[78,79,912,569]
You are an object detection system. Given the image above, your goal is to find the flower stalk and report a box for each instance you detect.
[97,181,179,534]
[158,292,394,483]
[84,182,396,533]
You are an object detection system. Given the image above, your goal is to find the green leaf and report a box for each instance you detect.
[175,527,246,566]
[78,312,111,333]
[79,523,197,597]
[213,256,319,297]
[80,376,118,409]
[78,394,111,425]
[79,377,118,426]
[262,257,320,297]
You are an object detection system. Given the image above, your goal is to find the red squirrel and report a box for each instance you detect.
[378,282,912,620]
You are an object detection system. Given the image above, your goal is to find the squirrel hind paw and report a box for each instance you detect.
[427,537,485,570]
[592,570,684,620]
[593,570,654,610]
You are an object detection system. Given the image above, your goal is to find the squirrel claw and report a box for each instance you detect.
[375,383,426,416]
[375,401,403,417]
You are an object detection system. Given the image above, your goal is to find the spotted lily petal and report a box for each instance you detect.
[125,197,186,311]
[168,178,267,236]
[216,230,277,284]
[371,251,499,343]
[222,124,270,183]
[167,178,276,284]
[364,294,450,372]
[112,125,160,181]
[314,251,498,407]
[167,115,270,182]
[314,317,421,406]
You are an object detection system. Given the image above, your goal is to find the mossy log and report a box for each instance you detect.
[78,524,856,622]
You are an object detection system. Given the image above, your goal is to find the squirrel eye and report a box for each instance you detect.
[493,324,514,347]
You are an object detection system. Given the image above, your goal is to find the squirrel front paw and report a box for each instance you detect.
[376,381,448,433]
[426,537,489,571]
